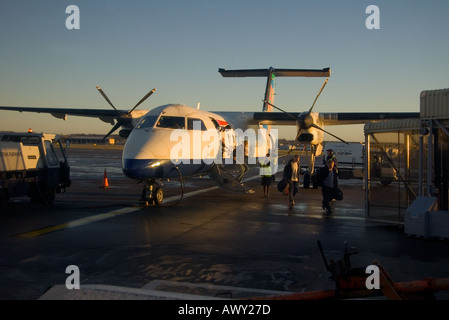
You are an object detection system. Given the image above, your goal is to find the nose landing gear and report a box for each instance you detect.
[140,179,164,207]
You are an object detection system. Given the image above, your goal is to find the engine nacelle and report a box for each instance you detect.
[297,132,314,142]
[296,112,323,145]
[119,129,132,138]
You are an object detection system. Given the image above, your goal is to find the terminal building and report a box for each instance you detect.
[364,88,449,239]
[63,134,126,146]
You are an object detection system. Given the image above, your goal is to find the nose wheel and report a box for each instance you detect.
[141,179,164,206]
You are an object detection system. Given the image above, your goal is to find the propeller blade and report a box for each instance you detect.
[311,123,349,144]
[308,77,329,114]
[96,85,117,110]
[128,88,156,114]
[100,122,122,143]
[295,128,301,142]
[262,100,297,121]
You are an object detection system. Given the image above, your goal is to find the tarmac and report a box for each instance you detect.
[2,147,449,301]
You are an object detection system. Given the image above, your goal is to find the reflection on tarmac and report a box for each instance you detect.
[1,147,449,300]
[66,147,125,180]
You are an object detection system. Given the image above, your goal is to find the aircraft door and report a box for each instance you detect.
[187,118,220,164]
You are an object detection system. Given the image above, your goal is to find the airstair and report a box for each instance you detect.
[207,163,255,194]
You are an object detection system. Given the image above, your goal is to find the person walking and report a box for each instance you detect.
[318,159,339,215]
[260,152,273,198]
[283,154,300,209]
[324,148,338,175]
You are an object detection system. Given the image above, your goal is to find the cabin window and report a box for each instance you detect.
[156,116,185,129]
[136,115,159,129]
[187,118,207,131]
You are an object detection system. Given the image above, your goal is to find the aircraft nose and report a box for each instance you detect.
[122,158,174,179]
[121,129,177,179]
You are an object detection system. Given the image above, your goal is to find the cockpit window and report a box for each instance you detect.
[187,118,207,131]
[209,117,220,129]
[137,115,159,129]
[156,116,185,129]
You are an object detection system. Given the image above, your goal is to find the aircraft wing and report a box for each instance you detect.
[318,112,421,126]
[1,106,421,128]
[217,111,421,128]
[251,111,421,126]
[0,106,126,124]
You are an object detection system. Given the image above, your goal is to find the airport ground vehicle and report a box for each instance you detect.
[323,142,365,179]
[303,142,365,189]
[0,131,70,210]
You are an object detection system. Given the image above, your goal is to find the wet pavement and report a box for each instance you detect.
[1,147,449,301]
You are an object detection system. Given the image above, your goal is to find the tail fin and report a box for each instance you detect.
[219,66,330,130]
[219,66,330,114]
[219,66,330,172]
[261,68,275,130]
[263,67,276,114]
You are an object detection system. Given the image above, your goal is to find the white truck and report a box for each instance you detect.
[323,142,365,179]
[0,131,70,211]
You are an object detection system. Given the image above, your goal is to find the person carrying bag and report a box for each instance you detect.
[280,155,300,209]
[317,159,342,215]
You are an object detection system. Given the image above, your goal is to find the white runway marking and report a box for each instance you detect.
[17,185,221,238]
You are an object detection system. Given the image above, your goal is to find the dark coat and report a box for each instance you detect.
[316,165,338,188]
[283,159,300,181]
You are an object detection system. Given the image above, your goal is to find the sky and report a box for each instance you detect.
[0,0,448,141]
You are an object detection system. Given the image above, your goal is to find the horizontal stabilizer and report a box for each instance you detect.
[219,67,330,78]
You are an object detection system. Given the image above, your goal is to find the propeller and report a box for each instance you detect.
[264,77,348,144]
[308,77,328,114]
[96,85,117,110]
[311,123,348,144]
[100,122,122,142]
[128,88,156,115]
[263,100,297,121]
[96,85,156,142]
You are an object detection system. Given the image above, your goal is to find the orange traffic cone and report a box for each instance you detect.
[101,169,110,188]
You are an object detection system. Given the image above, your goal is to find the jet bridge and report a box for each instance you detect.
[364,88,449,235]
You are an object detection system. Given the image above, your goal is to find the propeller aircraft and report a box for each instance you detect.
[0,67,420,205]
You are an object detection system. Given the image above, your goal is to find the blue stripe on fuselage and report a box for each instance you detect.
[122,158,212,180]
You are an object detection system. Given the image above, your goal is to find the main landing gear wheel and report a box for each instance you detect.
[141,180,164,207]
[153,187,163,205]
